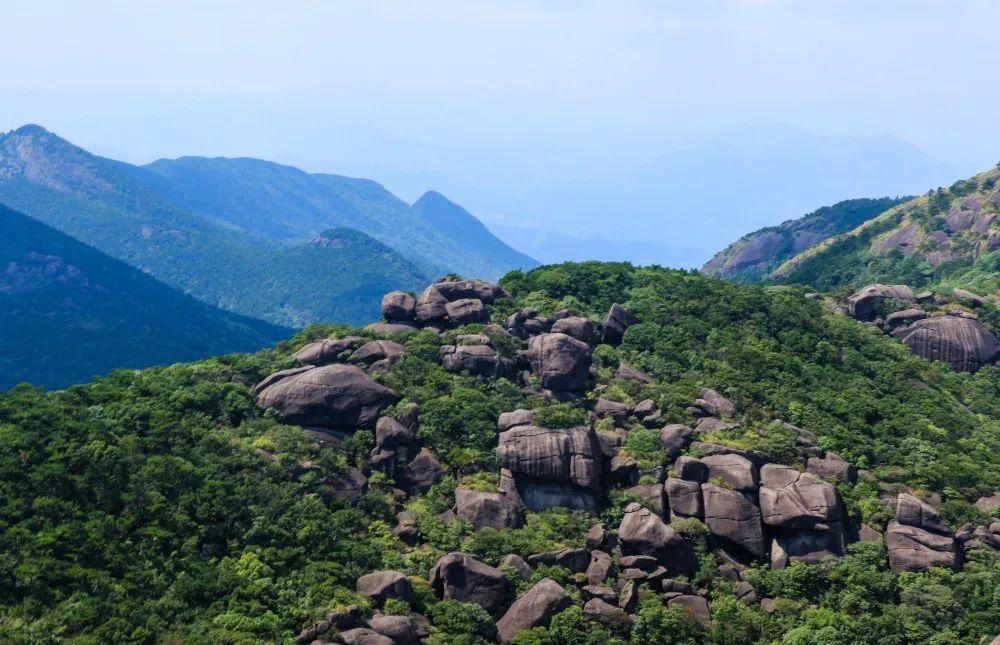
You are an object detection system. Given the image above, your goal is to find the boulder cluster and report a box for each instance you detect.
[251,278,1000,643]
[843,283,1000,372]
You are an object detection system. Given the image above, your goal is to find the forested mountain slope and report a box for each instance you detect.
[142,155,538,280]
[773,166,1000,293]
[702,197,909,282]
[1,263,997,643]
[0,125,428,326]
[0,203,289,390]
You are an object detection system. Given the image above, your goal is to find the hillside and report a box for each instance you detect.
[0,203,289,390]
[1,263,997,643]
[702,197,909,282]
[0,125,428,326]
[141,155,538,280]
[772,166,1000,292]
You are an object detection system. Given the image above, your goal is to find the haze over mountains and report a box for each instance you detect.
[0,125,536,329]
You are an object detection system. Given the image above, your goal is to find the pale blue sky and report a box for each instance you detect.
[3,0,999,265]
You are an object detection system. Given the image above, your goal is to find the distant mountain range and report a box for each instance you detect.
[0,125,537,327]
[771,166,1000,293]
[702,197,911,282]
[0,203,289,390]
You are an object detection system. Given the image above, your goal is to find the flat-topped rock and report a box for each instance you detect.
[893,315,1000,372]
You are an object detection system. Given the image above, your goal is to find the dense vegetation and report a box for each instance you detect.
[0,204,289,390]
[1,263,997,643]
[703,197,909,282]
[772,167,1000,294]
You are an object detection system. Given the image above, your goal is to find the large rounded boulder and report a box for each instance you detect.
[893,315,1000,372]
[256,364,399,429]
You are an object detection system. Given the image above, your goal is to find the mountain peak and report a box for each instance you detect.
[413,190,454,209]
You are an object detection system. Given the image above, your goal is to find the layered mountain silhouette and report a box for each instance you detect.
[0,203,290,390]
[702,197,910,282]
[0,125,537,327]
[770,166,1000,292]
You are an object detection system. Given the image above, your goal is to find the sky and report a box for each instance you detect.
[2,0,999,266]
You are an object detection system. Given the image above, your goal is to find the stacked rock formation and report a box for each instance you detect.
[844,283,1000,371]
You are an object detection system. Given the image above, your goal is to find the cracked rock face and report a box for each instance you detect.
[496,578,571,643]
[759,464,842,529]
[886,521,958,572]
[702,483,767,557]
[497,425,602,491]
[617,503,698,574]
[525,332,592,391]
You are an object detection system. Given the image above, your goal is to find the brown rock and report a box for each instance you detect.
[401,449,445,494]
[550,316,594,343]
[601,303,635,345]
[759,464,842,528]
[454,487,524,530]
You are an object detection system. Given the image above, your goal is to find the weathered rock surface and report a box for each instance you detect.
[330,467,367,503]
[338,627,395,645]
[601,303,635,345]
[886,521,958,572]
[807,455,858,484]
[666,478,704,519]
[550,316,594,342]
[497,425,601,491]
[401,449,444,493]
[429,553,514,618]
[440,344,508,377]
[759,464,842,528]
[367,613,429,644]
[668,594,712,629]
[496,578,571,643]
[256,364,398,429]
[896,493,950,534]
[525,333,592,391]
[454,487,524,530]
[356,571,412,607]
[375,416,414,449]
[702,453,759,491]
[498,409,534,432]
[847,284,915,320]
[893,315,1000,372]
[618,503,698,574]
[253,365,315,394]
[293,336,364,366]
[771,524,845,568]
[695,388,735,417]
[616,363,655,383]
[660,424,694,459]
[352,340,406,368]
[381,291,416,322]
[445,298,489,326]
[702,484,767,557]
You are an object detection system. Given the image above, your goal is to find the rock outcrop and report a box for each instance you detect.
[886,493,958,572]
[618,503,698,574]
[524,333,592,391]
[429,553,514,619]
[256,365,398,429]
